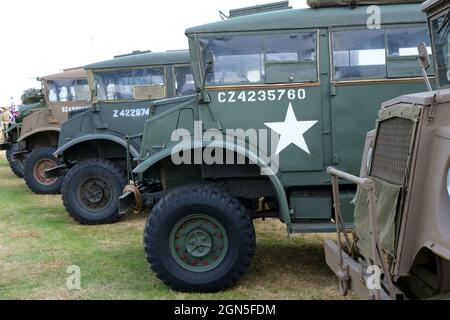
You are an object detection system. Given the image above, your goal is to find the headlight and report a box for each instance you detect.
[447,167,450,198]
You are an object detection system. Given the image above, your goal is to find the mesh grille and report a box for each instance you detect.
[370,117,415,186]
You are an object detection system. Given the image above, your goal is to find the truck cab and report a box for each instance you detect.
[50,50,194,225]
[119,1,438,292]
[325,0,450,299]
[11,68,90,191]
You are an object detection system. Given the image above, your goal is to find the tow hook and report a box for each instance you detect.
[122,181,142,214]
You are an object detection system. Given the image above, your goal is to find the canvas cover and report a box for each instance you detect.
[354,177,401,259]
[307,0,423,8]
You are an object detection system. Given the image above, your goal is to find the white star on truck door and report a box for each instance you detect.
[264,103,318,155]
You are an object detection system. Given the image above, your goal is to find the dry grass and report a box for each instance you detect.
[0,151,353,300]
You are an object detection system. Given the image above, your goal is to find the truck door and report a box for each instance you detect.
[201,30,328,174]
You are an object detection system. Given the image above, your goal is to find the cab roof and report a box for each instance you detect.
[85,50,190,70]
[40,68,87,81]
[185,3,425,35]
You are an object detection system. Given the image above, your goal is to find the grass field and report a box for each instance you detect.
[0,151,351,300]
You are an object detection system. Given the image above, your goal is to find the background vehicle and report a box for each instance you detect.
[47,50,194,225]
[10,68,91,194]
[1,88,45,178]
[119,1,435,292]
[325,0,450,300]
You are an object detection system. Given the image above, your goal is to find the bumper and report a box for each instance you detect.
[0,142,11,151]
[324,240,391,300]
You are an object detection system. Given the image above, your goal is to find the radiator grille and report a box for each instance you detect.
[370,117,415,186]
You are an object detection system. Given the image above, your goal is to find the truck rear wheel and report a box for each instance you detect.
[24,147,62,194]
[144,184,256,292]
[61,158,127,225]
[6,143,25,178]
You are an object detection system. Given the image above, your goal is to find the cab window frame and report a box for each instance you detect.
[172,64,196,97]
[330,23,433,82]
[46,78,90,103]
[92,65,167,102]
[197,29,320,88]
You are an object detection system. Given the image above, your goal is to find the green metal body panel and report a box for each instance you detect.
[134,3,433,230]
[55,51,192,164]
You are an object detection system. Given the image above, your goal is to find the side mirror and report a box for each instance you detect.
[418,42,430,70]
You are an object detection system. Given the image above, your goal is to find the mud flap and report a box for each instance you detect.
[324,240,392,300]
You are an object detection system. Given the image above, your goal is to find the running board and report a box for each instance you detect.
[288,221,353,234]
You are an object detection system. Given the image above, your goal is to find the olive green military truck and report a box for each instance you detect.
[1,88,45,178]
[45,50,194,225]
[9,68,91,194]
[118,1,436,292]
[325,0,450,300]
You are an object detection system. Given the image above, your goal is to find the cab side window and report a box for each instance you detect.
[47,80,90,102]
[174,66,195,96]
[386,26,433,77]
[332,25,433,80]
[94,67,166,101]
[199,32,317,86]
[332,29,386,80]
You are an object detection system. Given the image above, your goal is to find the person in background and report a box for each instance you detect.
[1,106,11,144]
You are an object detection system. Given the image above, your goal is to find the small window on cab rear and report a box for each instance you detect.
[199,31,318,86]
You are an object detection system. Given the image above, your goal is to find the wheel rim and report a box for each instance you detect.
[169,214,228,273]
[77,177,113,213]
[33,158,58,185]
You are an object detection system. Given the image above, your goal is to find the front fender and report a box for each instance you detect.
[133,139,290,224]
[18,127,60,142]
[54,134,140,159]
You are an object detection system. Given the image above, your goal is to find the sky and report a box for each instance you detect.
[0,0,307,107]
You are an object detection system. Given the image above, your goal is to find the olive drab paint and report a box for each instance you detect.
[129,2,434,227]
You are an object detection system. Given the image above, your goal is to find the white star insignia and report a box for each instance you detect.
[264,103,318,155]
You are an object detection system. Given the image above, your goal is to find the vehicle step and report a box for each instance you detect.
[288,221,353,234]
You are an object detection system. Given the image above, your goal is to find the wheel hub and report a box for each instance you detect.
[170,214,228,272]
[33,158,57,185]
[78,177,112,212]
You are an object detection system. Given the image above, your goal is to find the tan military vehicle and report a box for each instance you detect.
[14,68,91,194]
[325,0,450,300]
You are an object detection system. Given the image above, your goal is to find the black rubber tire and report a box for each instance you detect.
[144,184,256,292]
[61,158,127,225]
[24,147,63,194]
[6,143,25,178]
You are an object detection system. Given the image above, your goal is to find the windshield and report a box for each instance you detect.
[94,67,165,101]
[431,12,450,88]
[47,79,90,102]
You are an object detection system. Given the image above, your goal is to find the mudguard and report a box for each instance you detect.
[133,139,291,224]
[17,127,60,142]
[54,133,140,159]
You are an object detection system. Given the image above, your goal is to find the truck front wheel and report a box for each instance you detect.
[144,184,256,292]
[24,147,63,194]
[61,158,127,225]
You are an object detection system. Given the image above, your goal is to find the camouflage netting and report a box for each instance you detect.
[307,0,423,8]
[21,88,43,105]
